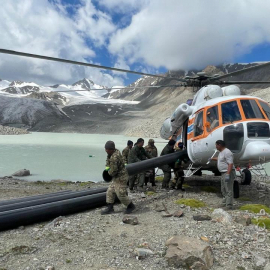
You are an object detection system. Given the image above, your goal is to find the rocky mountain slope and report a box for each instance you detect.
[0,95,69,128]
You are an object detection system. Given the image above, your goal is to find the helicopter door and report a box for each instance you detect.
[189,110,204,162]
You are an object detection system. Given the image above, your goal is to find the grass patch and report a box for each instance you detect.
[145,191,156,196]
[252,218,270,230]
[175,199,206,208]
[239,204,270,214]
[238,197,252,202]
[66,259,72,263]
[79,182,92,187]
[201,186,218,193]
[182,184,192,189]
[155,176,163,182]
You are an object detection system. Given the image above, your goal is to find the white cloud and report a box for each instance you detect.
[0,0,124,86]
[97,0,148,14]
[108,0,270,70]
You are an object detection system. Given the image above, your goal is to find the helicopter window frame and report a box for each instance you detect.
[193,110,204,137]
[221,100,242,125]
[258,100,270,120]
[206,105,219,132]
[240,99,265,120]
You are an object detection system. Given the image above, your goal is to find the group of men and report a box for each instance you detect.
[102,138,236,215]
[101,138,186,215]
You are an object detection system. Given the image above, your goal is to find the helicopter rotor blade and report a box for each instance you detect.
[0,48,187,82]
[213,81,270,85]
[54,84,186,92]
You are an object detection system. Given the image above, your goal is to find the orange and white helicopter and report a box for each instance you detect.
[160,69,270,184]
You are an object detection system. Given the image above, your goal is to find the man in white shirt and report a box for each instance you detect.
[211,140,235,210]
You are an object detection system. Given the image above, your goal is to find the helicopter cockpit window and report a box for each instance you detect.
[206,106,219,131]
[221,101,241,124]
[259,101,270,119]
[240,99,265,119]
[194,111,204,137]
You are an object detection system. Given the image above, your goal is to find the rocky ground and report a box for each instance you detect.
[0,177,270,270]
[0,125,29,135]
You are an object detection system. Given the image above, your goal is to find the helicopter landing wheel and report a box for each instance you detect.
[233,180,240,198]
[241,168,252,185]
[193,169,202,176]
[213,170,221,176]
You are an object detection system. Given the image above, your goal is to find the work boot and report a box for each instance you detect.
[124,202,136,214]
[101,203,114,215]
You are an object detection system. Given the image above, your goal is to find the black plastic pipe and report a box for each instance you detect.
[126,150,189,176]
[0,187,107,213]
[0,190,72,206]
[0,192,107,231]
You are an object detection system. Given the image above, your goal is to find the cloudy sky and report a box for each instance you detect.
[1,0,270,86]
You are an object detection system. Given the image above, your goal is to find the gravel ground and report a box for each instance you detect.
[0,177,270,270]
[0,125,29,135]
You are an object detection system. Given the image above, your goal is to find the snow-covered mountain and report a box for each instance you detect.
[0,78,138,106]
[0,77,138,130]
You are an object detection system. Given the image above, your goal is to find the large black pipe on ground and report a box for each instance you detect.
[126,150,189,176]
[0,190,72,206]
[0,187,107,213]
[0,192,106,231]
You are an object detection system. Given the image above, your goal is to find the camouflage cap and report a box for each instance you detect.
[148,139,155,144]
[105,141,115,149]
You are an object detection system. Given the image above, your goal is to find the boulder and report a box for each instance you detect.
[253,254,267,270]
[234,215,251,226]
[211,208,232,225]
[122,215,138,225]
[173,210,184,217]
[12,169,30,177]
[134,248,154,259]
[165,236,214,269]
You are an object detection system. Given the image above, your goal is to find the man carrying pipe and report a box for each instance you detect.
[144,139,158,187]
[102,141,135,215]
[128,138,152,191]
[159,139,176,189]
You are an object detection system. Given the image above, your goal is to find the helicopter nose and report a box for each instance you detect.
[240,141,270,161]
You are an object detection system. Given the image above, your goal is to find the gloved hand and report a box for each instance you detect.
[125,163,127,166]
[105,166,110,171]
[225,174,230,182]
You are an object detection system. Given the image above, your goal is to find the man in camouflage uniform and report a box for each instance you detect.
[160,140,176,189]
[122,140,133,165]
[101,141,135,215]
[171,142,185,190]
[128,138,152,191]
[144,139,158,186]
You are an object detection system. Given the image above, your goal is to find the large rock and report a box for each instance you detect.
[12,169,30,177]
[122,215,138,225]
[234,215,251,226]
[165,236,214,269]
[211,208,232,225]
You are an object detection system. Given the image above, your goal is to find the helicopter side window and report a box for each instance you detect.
[240,99,264,119]
[259,101,270,119]
[221,101,241,124]
[194,111,204,137]
[206,106,219,132]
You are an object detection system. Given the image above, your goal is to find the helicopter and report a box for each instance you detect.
[1,49,270,186]
[160,67,270,184]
